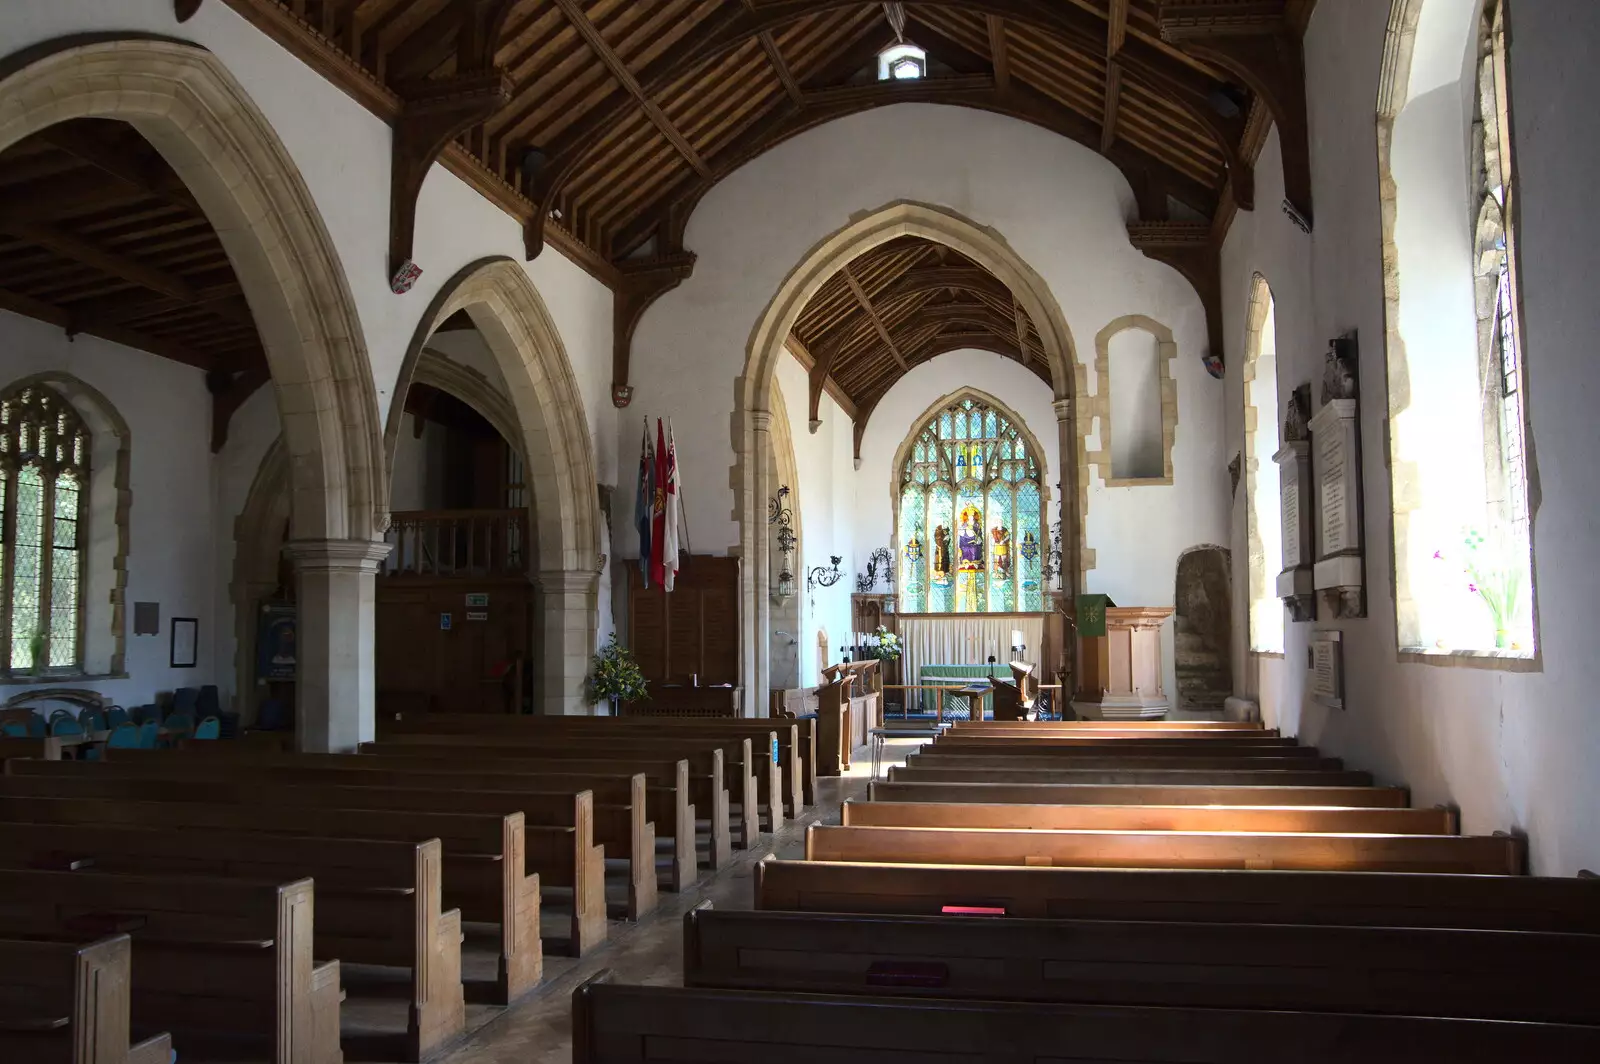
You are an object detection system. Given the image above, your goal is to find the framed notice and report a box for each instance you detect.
[257,602,297,682]
[170,617,199,669]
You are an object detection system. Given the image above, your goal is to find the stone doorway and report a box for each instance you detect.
[1174,546,1233,712]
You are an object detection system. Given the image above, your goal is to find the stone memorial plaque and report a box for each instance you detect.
[1309,630,1343,710]
[1281,480,1301,569]
[1318,428,1347,554]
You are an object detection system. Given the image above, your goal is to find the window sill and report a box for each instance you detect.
[0,672,129,688]
[1397,648,1540,673]
[1250,650,1286,660]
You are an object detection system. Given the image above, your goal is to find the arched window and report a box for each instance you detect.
[897,395,1044,614]
[1244,277,1284,654]
[1378,0,1534,656]
[877,43,927,81]
[1,385,89,673]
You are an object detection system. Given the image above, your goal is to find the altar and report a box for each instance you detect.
[913,663,1005,720]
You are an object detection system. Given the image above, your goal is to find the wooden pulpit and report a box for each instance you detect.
[1071,605,1175,720]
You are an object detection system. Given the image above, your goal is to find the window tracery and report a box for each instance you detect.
[897,396,1043,614]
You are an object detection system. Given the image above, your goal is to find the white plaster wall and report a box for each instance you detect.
[210,384,282,710]
[852,349,1062,568]
[1108,330,1166,479]
[1220,0,1600,874]
[619,103,1213,573]
[0,312,220,707]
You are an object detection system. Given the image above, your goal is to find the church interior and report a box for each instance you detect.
[1,0,1597,1061]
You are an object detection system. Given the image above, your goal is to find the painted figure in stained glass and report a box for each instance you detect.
[957,506,984,571]
[991,525,1012,582]
[931,525,952,585]
[904,529,924,568]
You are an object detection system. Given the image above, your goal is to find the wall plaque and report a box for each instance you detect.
[1274,384,1315,622]
[1310,336,1365,619]
[1309,630,1343,710]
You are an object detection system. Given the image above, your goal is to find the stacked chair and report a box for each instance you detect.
[576,718,1600,1062]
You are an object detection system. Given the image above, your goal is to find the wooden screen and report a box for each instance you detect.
[627,554,739,685]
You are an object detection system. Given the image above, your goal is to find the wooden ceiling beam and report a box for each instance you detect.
[37,124,201,214]
[759,30,805,106]
[611,250,697,408]
[986,14,1010,95]
[0,284,218,372]
[1101,0,1130,152]
[786,336,858,422]
[550,0,710,178]
[841,264,909,372]
[1128,220,1223,360]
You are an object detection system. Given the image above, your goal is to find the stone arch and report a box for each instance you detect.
[1240,274,1284,655]
[1,372,131,676]
[231,439,292,724]
[0,37,385,543]
[767,375,803,689]
[410,349,524,461]
[1088,314,1179,488]
[390,257,602,713]
[738,201,1081,706]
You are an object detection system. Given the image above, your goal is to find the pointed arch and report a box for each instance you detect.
[737,201,1081,704]
[231,439,292,724]
[390,257,602,713]
[0,37,386,543]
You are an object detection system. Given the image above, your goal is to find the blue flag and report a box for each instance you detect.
[635,420,654,588]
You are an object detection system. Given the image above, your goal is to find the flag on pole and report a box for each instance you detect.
[663,419,682,592]
[635,419,654,588]
[650,418,669,588]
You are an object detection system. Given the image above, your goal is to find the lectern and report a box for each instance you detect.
[1070,601,1175,720]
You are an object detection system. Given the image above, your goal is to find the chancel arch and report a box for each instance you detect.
[1241,275,1285,656]
[389,258,602,715]
[739,200,1081,708]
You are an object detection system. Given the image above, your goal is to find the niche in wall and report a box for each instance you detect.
[1175,545,1233,711]
[1109,329,1164,479]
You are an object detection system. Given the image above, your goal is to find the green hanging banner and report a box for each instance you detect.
[1076,594,1116,638]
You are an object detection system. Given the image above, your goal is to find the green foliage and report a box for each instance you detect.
[28,628,46,674]
[587,635,649,704]
[862,625,902,662]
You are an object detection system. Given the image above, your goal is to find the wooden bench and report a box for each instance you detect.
[382,714,807,820]
[866,779,1411,807]
[0,793,542,1005]
[0,736,65,762]
[804,823,1524,874]
[931,733,1298,749]
[0,869,339,1064]
[571,973,1600,1061]
[905,750,1349,771]
[949,720,1270,731]
[754,858,1600,931]
[682,904,1600,1024]
[889,764,1376,785]
[0,770,606,957]
[0,934,172,1064]
[362,743,732,871]
[63,751,658,924]
[842,799,1458,835]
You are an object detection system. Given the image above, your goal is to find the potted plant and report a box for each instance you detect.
[28,628,47,676]
[862,625,902,662]
[587,635,648,714]
[1435,529,1525,649]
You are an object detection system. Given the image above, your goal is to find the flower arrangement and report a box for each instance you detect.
[1434,528,1524,649]
[862,625,902,662]
[586,635,649,707]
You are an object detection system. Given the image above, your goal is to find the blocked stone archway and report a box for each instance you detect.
[739,201,1082,709]
[390,258,603,714]
[0,37,388,749]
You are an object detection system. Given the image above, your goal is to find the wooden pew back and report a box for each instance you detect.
[0,934,172,1064]
[889,764,1376,785]
[841,799,1457,835]
[866,779,1410,807]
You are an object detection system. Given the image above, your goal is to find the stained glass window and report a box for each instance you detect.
[1,385,89,673]
[898,396,1043,613]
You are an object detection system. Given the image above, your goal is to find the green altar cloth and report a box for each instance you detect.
[915,663,1007,720]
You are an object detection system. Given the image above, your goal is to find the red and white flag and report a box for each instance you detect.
[663,419,683,592]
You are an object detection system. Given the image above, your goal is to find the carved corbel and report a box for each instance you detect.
[1127,222,1224,366]
[207,367,269,454]
[174,0,203,22]
[807,339,842,432]
[1157,0,1309,227]
[390,70,511,290]
[612,251,697,407]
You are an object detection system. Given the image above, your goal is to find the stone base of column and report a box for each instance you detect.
[284,539,391,752]
[536,568,599,715]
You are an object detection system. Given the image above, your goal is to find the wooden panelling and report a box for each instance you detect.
[627,554,739,685]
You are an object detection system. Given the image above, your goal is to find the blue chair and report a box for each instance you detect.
[172,688,200,717]
[49,716,84,737]
[0,721,26,738]
[162,714,194,746]
[130,704,158,726]
[105,722,141,749]
[105,706,129,729]
[193,716,221,741]
[197,685,221,719]
[24,712,46,738]
[136,721,159,750]
[256,699,289,731]
[77,707,106,733]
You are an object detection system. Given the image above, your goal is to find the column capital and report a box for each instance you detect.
[751,409,773,433]
[1052,397,1073,422]
[284,538,392,575]
[536,568,600,595]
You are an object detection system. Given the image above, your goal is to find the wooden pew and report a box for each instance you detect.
[0,771,607,957]
[0,822,463,1062]
[904,750,1349,770]
[48,752,659,924]
[754,858,1600,932]
[0,869,339,1064]
[841,800,1458,835]
[867,779,1411,808]
[682,904,1600,1024]
[362,742,732,871]
[0,934,172,1064]
[812,675,851,776]
[931,734,1305,750]
[382,714,807,821]
[376,731,759,852]
[950,720,1269,731]
[0,793,542,1005]
[889,764,1376,785]
[571,974,1600,1062]
[804,823,1524,874]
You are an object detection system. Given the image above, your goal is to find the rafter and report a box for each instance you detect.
[787,336,858,423]
[611,250,697,408]
[759,30,804,106]
[1101,0,1129,152]
[841,264,909,371]
[986,14,1010,96]
[0,285,216,371]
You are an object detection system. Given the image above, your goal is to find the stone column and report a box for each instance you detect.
[536,568,599,715]
[284,539,391,753]
[750,409,773,718]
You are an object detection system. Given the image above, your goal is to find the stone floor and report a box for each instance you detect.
[430,738,912,1064]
